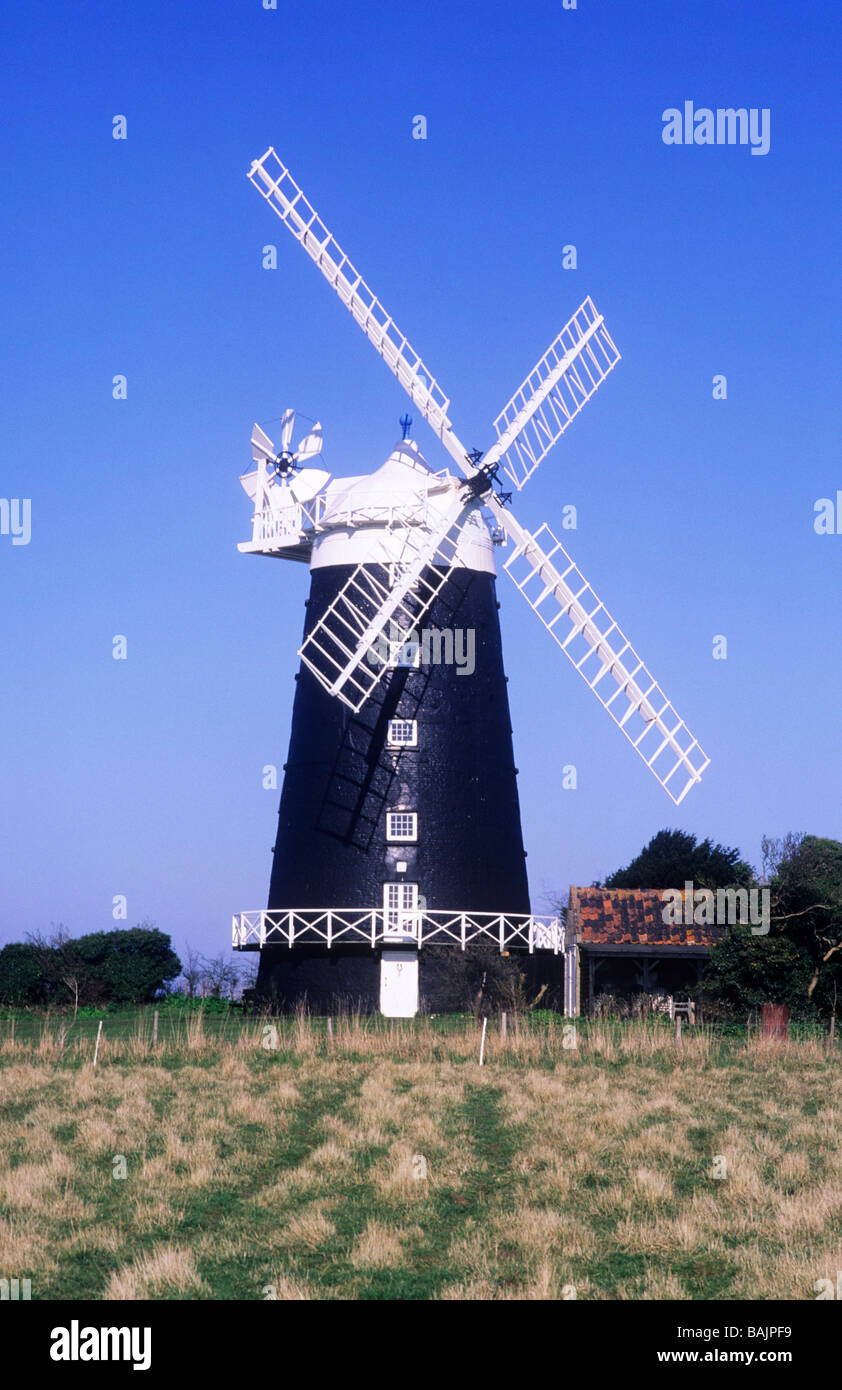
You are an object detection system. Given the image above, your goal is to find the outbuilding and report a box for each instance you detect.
[563,886,725,1016]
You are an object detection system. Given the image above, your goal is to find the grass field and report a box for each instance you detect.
[1,1010,841,1300]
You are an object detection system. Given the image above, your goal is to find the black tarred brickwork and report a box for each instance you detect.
[256,561,530,1010]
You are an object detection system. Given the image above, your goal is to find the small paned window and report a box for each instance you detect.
[386,811,418,842]
[387,719,418,748]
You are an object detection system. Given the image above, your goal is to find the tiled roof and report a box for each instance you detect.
[568,886,726,948]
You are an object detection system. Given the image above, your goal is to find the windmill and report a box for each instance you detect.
[240,411,329,553]
[233,149,710,1018]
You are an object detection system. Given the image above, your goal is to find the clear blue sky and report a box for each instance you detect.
[1,0,840,963]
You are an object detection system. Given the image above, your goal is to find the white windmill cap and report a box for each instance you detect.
[311,439,496,575]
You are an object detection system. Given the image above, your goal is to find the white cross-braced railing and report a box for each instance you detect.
[233,908,562,954]
[248,494,327,549]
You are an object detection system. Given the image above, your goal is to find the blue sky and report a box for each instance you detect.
[1,0,840,962]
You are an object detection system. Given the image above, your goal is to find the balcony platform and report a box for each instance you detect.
[233,907,562,954]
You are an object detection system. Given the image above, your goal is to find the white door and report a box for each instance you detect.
[380,950,419,1018]
[383,882,420,942]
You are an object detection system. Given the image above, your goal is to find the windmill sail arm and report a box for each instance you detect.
[247,152,708,807]
[297,488,473,712]
[497,505,710,804]
[484,298,621,490]
[248,149,469,466]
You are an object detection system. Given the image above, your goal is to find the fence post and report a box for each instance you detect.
[93,1020,103,1067]
[761,1003,789,1040]
[501,1011,507,1043]
[327,1017,334,1041]
[479,1017,488,1067]
[676,1015,682,1044]
[152,1011,159,1048]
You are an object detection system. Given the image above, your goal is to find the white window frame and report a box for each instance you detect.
[383,881,420,940]
[386,810,418,843]
[387,719,418,749]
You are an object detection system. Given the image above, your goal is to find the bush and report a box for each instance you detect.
[419,943,527,1016]
[590,991,671,1020]
[0,926,182,1009]
[701,926,817,1017]
[0,943,47,1007]
[84,927,182,1005]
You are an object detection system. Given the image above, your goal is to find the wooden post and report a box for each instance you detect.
[761,1003,789,1040]
[327,1017,334,1041]
[93,1020,103,1067]
[501,1011,507,1043]
[676,1015,682,1044]
[830,1013,836,1043]
[152,1011,159,1048]
[479,1016,488,1067]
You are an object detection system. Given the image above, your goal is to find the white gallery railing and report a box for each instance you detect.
[232,908,562,954]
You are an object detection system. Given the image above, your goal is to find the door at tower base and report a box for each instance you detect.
[380,951,419,1017]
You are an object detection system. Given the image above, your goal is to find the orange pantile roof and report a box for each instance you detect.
[567,886,726,948]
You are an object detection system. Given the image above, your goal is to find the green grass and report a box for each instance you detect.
[1,1014,841,1299]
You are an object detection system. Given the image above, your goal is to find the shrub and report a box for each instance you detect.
[0,943,47,1006]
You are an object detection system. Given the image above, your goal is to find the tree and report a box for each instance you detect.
[760,832,805,884]
[199,952,241,1000]
[420,942,527,1016]
[765,835,842,1003]
[238,955,260,992]
[26,926,85,1011]
[93,925,182,1004]
[18,923,181,1008]
[702,834,842,1017]
[179,944,206,999]
[602,829,754,891]
[0,943,47,1006]
[53,926,83,1017]
[701,926,812,1013]
[174,946,244,1000]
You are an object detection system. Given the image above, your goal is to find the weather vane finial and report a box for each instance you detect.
[400,414,413,440]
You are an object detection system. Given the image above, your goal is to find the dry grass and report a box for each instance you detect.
[349,1220,407,1269]
[105,1245,208,1300]
[0,1014,840,1299]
